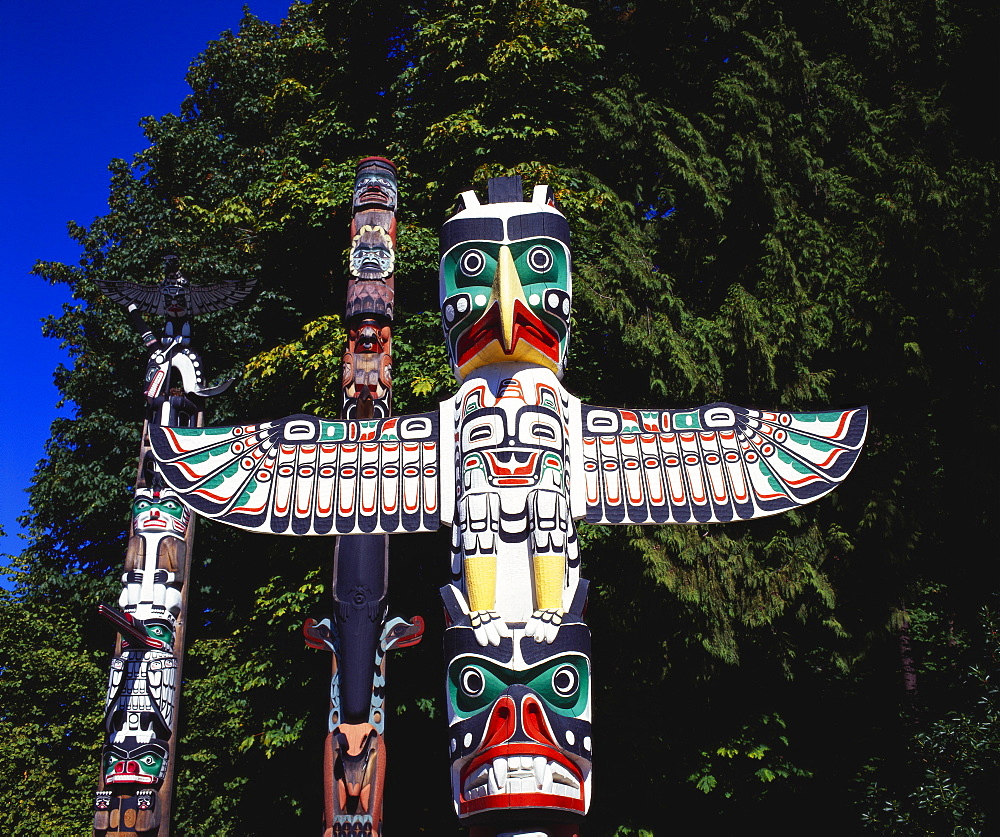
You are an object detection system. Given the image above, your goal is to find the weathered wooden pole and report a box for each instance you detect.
[93,258,254,836]
[302,157,423,837]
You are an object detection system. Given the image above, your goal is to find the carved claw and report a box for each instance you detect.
[469,610,511,647]
[525,608,565,643]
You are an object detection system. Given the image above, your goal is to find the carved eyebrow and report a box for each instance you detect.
[506,212,570,246]
[440,217,504,257]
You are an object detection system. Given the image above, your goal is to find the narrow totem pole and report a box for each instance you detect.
[149,175,868,836]
[93,257,254,836]
[302,157,424,836]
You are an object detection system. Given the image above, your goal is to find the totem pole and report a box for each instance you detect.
[93,257,255,836]
[301,157,424,837]
[148,176,868,836]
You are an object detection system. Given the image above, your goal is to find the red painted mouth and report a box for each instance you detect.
[456,301,559,368]
[456,694,586,816]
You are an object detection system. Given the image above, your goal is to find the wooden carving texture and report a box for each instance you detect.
[94,257,252,836]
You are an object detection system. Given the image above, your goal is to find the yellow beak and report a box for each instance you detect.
[489,245,528,352]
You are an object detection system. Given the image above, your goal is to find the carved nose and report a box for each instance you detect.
[481,695,517,749]
[481,689,559,749]
[115,760,140,776]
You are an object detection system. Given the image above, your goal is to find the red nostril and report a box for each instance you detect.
[481,696,516,749]
[522,695,558,747]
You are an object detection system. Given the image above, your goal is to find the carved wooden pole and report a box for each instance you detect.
[93,257,254,836]
[303,157,423,837]
[148,175,868,836]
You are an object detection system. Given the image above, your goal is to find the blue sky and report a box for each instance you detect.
[0,1,295,569]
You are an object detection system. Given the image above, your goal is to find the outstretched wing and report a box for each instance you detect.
[96,277,257,316]
[187,277,257,315]
[576,402,867,524]
[96,280,165,314]
[149,413,443,535]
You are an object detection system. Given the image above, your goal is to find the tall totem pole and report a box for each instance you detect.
[148,175,868,835]
[302,157,424,837]
[93,257,255,836]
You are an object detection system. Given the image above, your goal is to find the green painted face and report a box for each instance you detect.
[447,652,589,720]
[104,742,168,784]
[132,490,189,536]
[144,621,174,646]
[440,201,572,380]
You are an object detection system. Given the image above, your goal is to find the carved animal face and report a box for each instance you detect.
[103,738,169,785]
[444,619,592,820]
[350,225,395,282]
[132,488,189,537]
[458,376,568,492]
[440,184,571,381]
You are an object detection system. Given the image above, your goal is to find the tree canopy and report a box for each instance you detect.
[3,1,996,834]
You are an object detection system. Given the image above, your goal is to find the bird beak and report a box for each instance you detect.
[489,245,528,353]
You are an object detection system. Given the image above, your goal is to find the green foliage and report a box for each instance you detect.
[687,713,813,798]
[858,604,999,834]
[2,0,995,833]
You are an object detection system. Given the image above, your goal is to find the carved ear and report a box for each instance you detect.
[454,189,481,214]
[532,184,556,207]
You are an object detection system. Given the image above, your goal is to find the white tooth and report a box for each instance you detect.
[552,765,580,789]
[521,776,535,793]
[542,763,554,793]
[492,758,508,788]
[520,756,533,769]
[465,765,488,792]
[533,757,547,787]
[488,765,502,795]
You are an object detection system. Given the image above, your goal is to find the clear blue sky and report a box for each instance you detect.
[0,1,295,570]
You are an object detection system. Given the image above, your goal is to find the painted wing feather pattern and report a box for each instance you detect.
[96,277,257,316]
[580,402,867,525]
[148,413,441,535]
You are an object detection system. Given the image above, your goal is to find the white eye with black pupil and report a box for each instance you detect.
[552,665,578,697]
[460,666,485,697]
[527,246,553,273]
[460,250,486,277]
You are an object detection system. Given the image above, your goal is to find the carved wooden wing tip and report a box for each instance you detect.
[95,279,164,314]
[579,402,868,525]
[148,412,442,535]
[187,276,258,315]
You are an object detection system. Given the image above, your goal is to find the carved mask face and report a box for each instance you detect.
[103,738,169,785]
[133,488,189,537]
[350,225,395,282]
[440,184,571,381]
[444,618,592,820]
[160,276,190,319]
[353,157,398,211]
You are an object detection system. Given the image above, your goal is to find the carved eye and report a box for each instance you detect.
[460,249,486,277]
[141,756,157,766]
[469,424,494,442]
[527,246,553,273]
[460,666,485,697]
[551,665,578,697]
[531,423,556,441]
